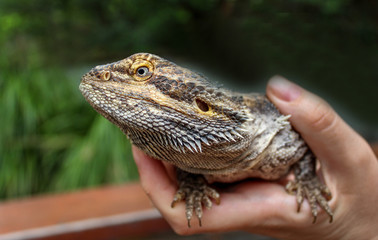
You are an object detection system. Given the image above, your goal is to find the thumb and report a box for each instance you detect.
[266,76,372,178]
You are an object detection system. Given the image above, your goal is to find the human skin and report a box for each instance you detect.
[132,76,378,240]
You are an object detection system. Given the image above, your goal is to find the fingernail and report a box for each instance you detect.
[268,76,302,102]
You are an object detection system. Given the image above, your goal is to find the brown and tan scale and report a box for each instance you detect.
[80,53,334,227]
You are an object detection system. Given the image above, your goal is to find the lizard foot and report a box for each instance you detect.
[286,177,333,223]
[171,171,220,227]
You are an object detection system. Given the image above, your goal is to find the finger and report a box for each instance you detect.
[132,146,177,211]
[162,161,178,184]
[266,76,375,178]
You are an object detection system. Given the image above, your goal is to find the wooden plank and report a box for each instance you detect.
[0,183,171,240]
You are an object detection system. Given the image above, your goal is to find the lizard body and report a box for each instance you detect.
[80,53,333,227]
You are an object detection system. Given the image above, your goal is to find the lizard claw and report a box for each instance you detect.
[286,151,334,223]
[172,172,220,227]
[286,177,333,223]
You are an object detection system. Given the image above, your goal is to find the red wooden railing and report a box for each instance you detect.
[0,183,170,240]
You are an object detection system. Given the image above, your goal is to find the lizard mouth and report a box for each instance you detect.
[79,79,196,121]
[127,96,196,120]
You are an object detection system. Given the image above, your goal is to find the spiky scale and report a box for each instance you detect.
[200,137,210,146]
[194,139,202,152]
[224,131,235,141]
[187,140,198,153]
[206,134,217,142]
[231,129,244,139]
[183,143,194,152]
[217,132,230,142]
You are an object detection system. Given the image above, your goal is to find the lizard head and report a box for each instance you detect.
[80,53,251,154]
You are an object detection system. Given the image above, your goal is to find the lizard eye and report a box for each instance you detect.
[136,66,149,77]
[131,59,154,81]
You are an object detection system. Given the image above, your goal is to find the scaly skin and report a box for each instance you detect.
[79,53,333,227]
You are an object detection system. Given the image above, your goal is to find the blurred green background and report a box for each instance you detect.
[1,0,377,200]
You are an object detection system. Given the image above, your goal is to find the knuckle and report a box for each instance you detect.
[307,100,337,134]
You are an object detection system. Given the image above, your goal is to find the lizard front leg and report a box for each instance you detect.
[171,169,220,227]
[286,150,333,223]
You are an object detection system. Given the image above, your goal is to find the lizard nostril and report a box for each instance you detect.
[101,71,111,81]
[195,99,209,112]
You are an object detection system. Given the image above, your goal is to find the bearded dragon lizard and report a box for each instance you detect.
[79,53,333,227]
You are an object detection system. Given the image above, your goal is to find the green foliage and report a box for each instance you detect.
[0,0,211,63]
[0,31,137,199]
[52,116,137,192]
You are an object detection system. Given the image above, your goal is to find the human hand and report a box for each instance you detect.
[132,76,378,240]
